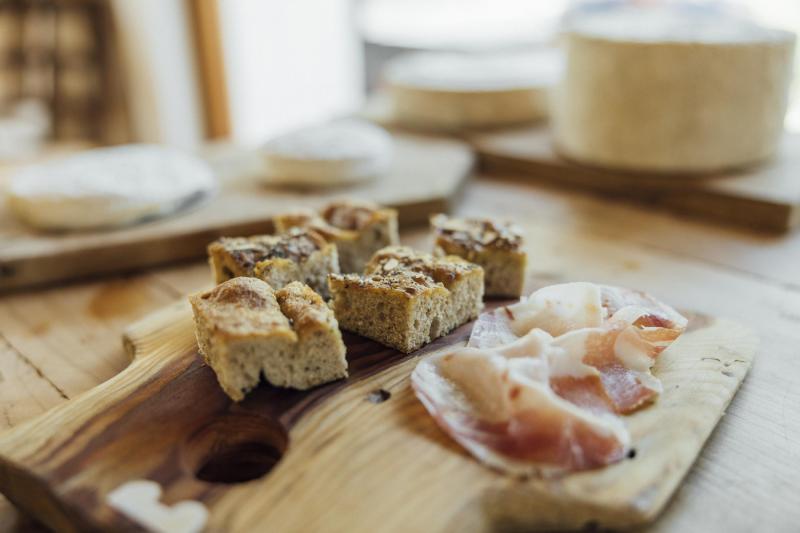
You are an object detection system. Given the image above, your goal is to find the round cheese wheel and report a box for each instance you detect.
[7,144,217,231]
[384,50,562,130]
[553,6,796,173]
[260,120,393,187]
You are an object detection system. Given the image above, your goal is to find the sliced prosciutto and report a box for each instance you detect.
[412,342,629,476]
[503,282,605,337]
[411,282,687,475]
[471,283,687,414]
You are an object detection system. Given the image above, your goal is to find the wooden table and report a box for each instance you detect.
[1,176,798,531]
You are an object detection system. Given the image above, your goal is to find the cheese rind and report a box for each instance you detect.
[260,120,392,186]
[385,50,561,130]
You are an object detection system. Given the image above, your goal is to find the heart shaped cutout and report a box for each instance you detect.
[107,479,208,533]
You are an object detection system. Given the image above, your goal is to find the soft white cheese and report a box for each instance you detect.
[260,119,392,187]
[7,144,216,230]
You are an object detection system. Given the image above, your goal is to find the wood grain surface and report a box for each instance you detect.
[471,126,800,233]
[0,285,755,532]
[0,134,473,292]
[1,179,799,532]
[365,94,800,233]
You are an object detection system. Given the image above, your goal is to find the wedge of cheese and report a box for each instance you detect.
[553,6,795,173]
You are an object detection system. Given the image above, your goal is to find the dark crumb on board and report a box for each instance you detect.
[627,448,637,459]
[0,264,15,278]
[583,519,600,531]
[367,389,391,404]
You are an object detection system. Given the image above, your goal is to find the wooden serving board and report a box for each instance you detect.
[471,126,800,233]
[0,297,756,532]
[0,133,474,292]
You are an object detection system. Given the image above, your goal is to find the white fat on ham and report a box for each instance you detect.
[467,306,518,350]
[412,347,629,476]
[498,283,686,412]
[491,328,554,360]
[413,282,687,474]
[467,307,603,380]
[613,330,663,395]
[601,286,688,331]
[550,329,604,379]
[609,307,671,393]
[505,282,604,337]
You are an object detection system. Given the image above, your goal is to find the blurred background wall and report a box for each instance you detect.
[219,0,363,145]
[111,0,205,149]
[0,0,799,155]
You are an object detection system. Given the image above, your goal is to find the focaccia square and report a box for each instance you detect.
[274,200,398,274]
[207,228,339,298]
[190,277,347,401]
[328,272,449,353]
[329,246,484,353]
[365,246,484,333]
[431,214,526,298]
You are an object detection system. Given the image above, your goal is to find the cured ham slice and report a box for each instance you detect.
[504,282,604,337]
[412,282,687,475]
[549,320,666,415]
[412,343,629,476]
[600,285,687,331]
[502,282,686,338]
[471,284,687,414]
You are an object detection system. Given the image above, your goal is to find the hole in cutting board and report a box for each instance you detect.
[367,388,391,403]
[182,412,288,484]
[0,264,15,278]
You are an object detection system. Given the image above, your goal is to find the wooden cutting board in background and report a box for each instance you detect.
[364,94,800,233]
[471,126,800,233]
[0,133,473,292]
[0,292,755,532]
